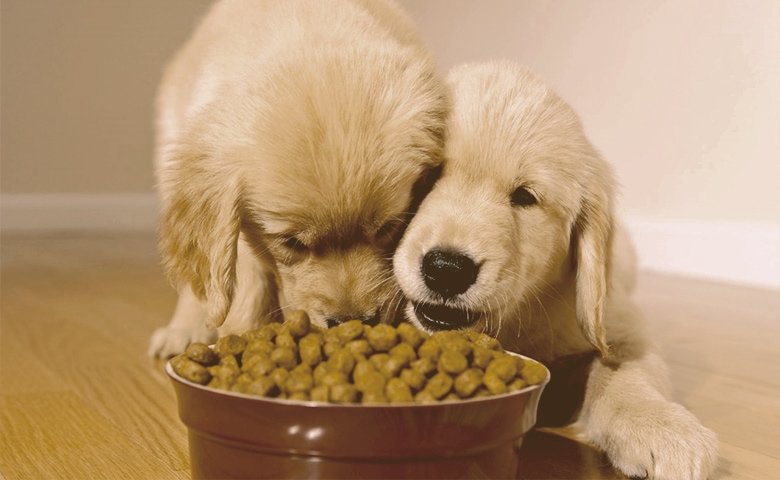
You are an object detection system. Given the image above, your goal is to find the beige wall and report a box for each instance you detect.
[1,1,777,284]
[1,0,212,194]
[400,0,780,224]
[4,0,777,221]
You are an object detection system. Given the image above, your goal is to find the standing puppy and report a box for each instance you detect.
[393,61,718,479]
[149,0,446,357]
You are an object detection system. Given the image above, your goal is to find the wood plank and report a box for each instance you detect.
[635,280,780,390]
[664,365,780,459]
[0,331,70,395]
[717,442,780,480]
[0,392,186,479]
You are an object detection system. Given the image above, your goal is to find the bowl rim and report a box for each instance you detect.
[166,350,550,409]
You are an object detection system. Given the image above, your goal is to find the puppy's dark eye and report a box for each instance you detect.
[511,186,537,207]
[411,164,443,202]
[282,236,307,252]
[374,219,406,248]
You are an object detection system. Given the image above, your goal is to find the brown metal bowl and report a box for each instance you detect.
[166,352,549,479]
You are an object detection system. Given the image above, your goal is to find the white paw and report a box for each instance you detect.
[147,324,217,358]
[599,400,718,479]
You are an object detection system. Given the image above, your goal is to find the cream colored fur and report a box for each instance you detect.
[148,0,447,357]
[393,61,718,480]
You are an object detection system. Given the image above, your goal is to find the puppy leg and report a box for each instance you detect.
[148,236,280,356]
[579,351,718,479]
[218,235,281,337]
[147,285,217,358]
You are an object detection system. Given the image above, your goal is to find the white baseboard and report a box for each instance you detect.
[0,193,158,232]
[624,217,780,290]
[1,194,777,289]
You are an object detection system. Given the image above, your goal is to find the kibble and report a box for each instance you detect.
[397,323,425,348]
[389,343,417,364]
[246,376,276,396]
[454,368,484,397]
[438,350,468,375]
[520,360,548,385]
[270,367,289,390]
[425,372,454,399]
[337,320,364,343]
[231,373,253,393]
[345,339,371,357]
[486,355,517,382]
[417,339,440,360]
[185,343,218,366]
[310,385,329,402]
[327,349,356,375]
[215,335,246,357]
[361,390,388,404]
[323,340,341,358]
[285,310,311,338]
[385,378,413,403]
[172,311,547,404]
[274,331,297,351]
[379,355,406,379]
[270,347,297,369]
[400,368,426,391]
[367,324,398,352]
[245,356,275,378]
[299,334,323,366]
[171,355,211,384]
[330,383,358,403]
[245,339,275,357]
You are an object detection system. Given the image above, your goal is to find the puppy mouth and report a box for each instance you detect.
[412,301,479,331]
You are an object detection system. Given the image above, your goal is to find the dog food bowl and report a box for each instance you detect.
[166,353,549,479]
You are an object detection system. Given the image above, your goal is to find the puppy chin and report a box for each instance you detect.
[403,300,496,336]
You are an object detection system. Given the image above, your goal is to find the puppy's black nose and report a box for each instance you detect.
[421,249,479,298]
[326,312,380,328]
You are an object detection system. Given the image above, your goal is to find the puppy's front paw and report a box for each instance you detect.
[598,400,718,479]
[147,324,217,358]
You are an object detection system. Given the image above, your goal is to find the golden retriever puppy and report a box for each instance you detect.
[148,0,446,357]
[393,61,718,479]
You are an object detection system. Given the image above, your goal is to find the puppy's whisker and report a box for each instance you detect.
[266,305,285,318]
[500,268,560,354]
[377,284,406,324]
[503,267,566,305]
[358,274,388,295]
[364,274,397,296]
[379,285,400,310]
[389,289,407,323]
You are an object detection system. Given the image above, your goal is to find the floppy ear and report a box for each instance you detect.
[572,185,614,357]
[158,146,241,328]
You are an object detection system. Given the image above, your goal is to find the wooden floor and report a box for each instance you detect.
[1,233,778,479]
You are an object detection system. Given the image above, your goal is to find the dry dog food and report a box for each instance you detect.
[171,311,547,404]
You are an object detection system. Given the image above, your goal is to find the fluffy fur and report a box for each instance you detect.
[148,0,447,357]
[393,61,718,479]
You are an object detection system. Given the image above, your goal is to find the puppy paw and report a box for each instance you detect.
[147,324,217,358]
[598,400,718,480]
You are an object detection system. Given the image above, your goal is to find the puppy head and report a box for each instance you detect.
[159,46,446,328]
[393,61,613,355]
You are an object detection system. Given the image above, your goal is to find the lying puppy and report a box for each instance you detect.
[149,0,446,357]
[393,61,718,479]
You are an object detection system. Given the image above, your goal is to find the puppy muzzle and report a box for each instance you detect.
[412,301,479,331]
